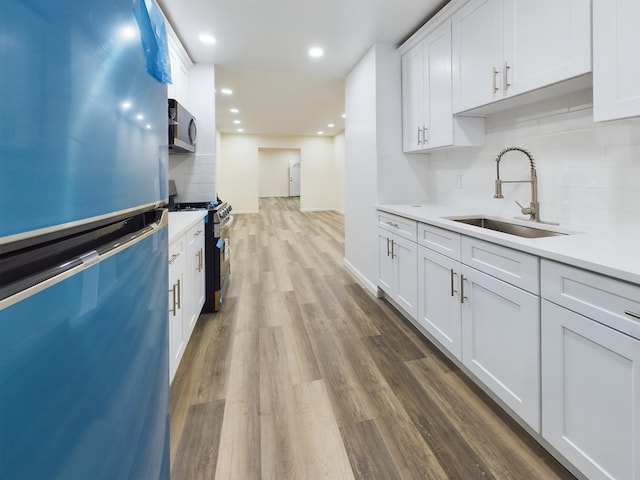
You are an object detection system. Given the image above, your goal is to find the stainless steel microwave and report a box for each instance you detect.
[168,99,197,153]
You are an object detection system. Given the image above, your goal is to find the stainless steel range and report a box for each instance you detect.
[168,185,233,312]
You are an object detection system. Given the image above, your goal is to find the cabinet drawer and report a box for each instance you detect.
[377,211,417,242]
[541,260,640,341]
[168,236,185,269]
[186,221,205,249]
[461,236,539,294]
[418,223,461,260]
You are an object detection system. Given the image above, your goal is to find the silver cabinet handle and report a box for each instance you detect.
[194,229,203,236]
[503,62,511,91]
[422,126,428,144]
[417,126,422,145]
[460,274,468,304]
[450,269,458,297]
[169,283,178,316]
[176,278,181,309]
[169,252,180,265]
[625,310,640,320]
[391,240,396,259]
[387,221,399,228]
[492,66,499,93]
[386,237,391,257]
[196,249,203,272]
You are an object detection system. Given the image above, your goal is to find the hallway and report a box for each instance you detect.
[169,197,574,479]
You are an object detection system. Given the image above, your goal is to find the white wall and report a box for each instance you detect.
[426,89,640,233]
[168,64,217,202]
[344,44,432,292]
[344,47,379,292]
[258,148,300,197]
[331,132,346,214]
[218,133,341,213]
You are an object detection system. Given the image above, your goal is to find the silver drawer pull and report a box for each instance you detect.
[168,253,180,265]
[625,310,640,320]
[387,221,399,228]
[194,229,203,236]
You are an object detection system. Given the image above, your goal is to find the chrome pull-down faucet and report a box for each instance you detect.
[494,146,540,222]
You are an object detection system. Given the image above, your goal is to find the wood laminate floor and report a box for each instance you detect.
[170,196,576,480]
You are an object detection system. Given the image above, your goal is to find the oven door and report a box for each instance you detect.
[214,215,233,310]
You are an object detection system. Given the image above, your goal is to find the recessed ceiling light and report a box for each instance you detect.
[317,130,324,135]
[198,33,216,45]
[220,88,233,95]
[341,113,346,118]
[121,101,132,110]
[233,120,241,125]
[136,114,144,120]
[237,128,244,133]
[229,108,239,114]
[145,124,151,129]
[308,46,324,59]
[327,123,334,128]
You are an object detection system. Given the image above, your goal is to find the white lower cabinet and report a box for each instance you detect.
[378,227,418,319]
[542,300,640,480]
[541,260,640,480]
[417,245,462,360]
[416,225,541,430]
[168,236,186,383]
[380,212,640,478]
[168,214,207,384]
[377,211,418,319]
[461,265,540,430]
[185,222,205,339]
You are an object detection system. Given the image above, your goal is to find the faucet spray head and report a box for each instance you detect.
[494,180,503,198]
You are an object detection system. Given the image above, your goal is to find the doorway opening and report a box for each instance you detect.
[258,148,301,209]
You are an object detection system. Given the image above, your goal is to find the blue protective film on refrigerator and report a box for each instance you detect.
[133,0,172,84]
[0,227,170,479]
[0,1,168,239]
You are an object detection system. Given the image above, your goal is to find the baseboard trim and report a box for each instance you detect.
[343,258,378,296]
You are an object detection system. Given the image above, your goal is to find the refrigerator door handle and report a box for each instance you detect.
[0,210,168,309]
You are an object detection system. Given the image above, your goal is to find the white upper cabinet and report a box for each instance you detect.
[401,44,425,152]
[593,0,640,122]
[452,0,591,113]
[401,18,484,152]
[165,21,193,105]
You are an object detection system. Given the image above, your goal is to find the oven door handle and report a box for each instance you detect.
[220,215,234,229]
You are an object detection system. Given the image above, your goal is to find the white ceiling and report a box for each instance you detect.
[157,0,449,137]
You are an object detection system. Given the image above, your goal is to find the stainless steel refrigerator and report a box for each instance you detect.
[0,1,172,477]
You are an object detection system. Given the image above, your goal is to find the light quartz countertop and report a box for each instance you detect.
[377,204,640,286]
[168,211,207,242]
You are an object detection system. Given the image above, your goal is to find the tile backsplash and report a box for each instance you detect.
[426,88,640,234]
[168,153,216,202]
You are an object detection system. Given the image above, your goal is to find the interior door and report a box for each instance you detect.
[289,162,301,197]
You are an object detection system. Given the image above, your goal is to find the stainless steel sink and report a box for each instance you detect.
[450,217,568,238]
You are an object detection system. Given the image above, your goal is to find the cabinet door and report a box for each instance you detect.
[393,234,418,319]
[185,223,206,338]
[542,300,640,480]
[187,239,205,336]
[508,0,591,96]
[417,246,462,359]
[168,265,185,383]
[378,228,394,294]
[593,0,640,121]
[401,44,425,152]
[461,266,540,430]
[424,20,454,149]
[452,0,504,112]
